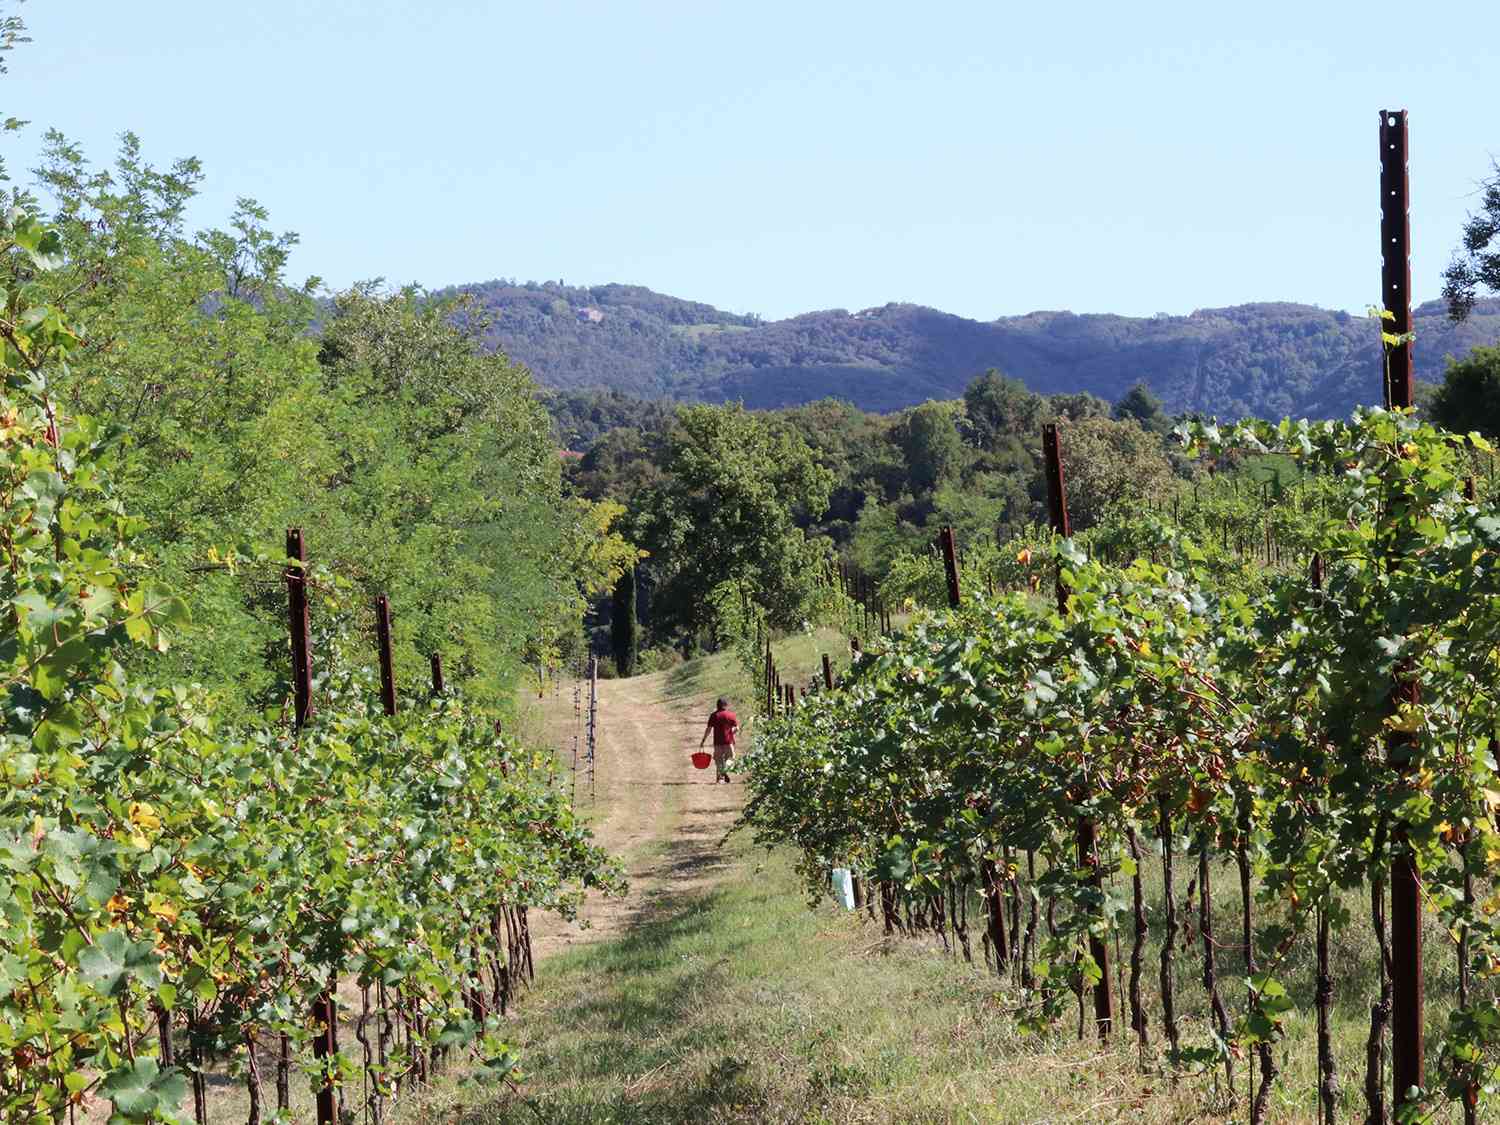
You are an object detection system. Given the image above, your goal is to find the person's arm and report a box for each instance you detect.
[700,717,713,747]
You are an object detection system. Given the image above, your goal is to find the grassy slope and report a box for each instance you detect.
[655,627,852,720]
[414,846,1491,1124]
[411,836,1403,1125]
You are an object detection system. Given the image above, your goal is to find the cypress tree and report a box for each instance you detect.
[611,567,638,677]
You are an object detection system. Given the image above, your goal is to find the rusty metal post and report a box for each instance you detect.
[939,526,961,608]
[311,994,337,1125]
[1378,108,1422,1113]
[286,531,336,1125]
[285,529,313,730]
[822,653,834,691]
[1041,423,1113,1038]
[1042,424,1073,618]
[430,652,445,695]
[1380,109,1414,410]
[375,595,397,718]
[1042,426,1073,542]
[1390,690,1423,1112]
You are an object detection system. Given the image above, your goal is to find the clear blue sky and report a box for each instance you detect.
[5,1,1496,322]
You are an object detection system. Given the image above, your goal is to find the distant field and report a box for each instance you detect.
[672,322,755,341]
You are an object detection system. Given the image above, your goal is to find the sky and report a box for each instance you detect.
[4,1,1496,323]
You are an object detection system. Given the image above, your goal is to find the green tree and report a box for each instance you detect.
[849,492,926,576]
[1429,346,1500,439]
[1048,391,1110,421]
[893,400,966,493]
[932,471,1032,547]
[638,404,832,640]
[1050,415,1176,530]
[568,423,667,506]
[1443,159,1500,321]
[611,566,638,677]
[962,369,1043,452]
[31,131,624,707]
[1113,381,1170,433]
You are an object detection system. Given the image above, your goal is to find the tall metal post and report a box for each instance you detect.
[939,526,961,608]
[311,993,337,1125]
[285,529,313,730]
[430,652,445,695]
[822,654,834,691]
[1380,109,1414,410]
[1379,107,1423,1114]
[1042,425,1073,617]
[375,595,397,718]
[1041,423,1113,1039]
[286,530,335,1125]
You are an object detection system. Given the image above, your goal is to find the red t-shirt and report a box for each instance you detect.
[707,709,738,746]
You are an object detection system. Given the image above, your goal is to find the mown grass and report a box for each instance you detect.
[391,825,1482,1125]
[405,643,1496,1123]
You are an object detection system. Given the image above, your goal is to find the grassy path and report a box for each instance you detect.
[427,643,1301,1124]
[521,663,743,958]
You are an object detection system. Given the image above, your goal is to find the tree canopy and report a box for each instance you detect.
[1444,159,1500,322]
[1429,345,1500,441]
[634,404,832,640]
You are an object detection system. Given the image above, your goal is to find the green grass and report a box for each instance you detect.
[671,323,754,341]
[395,830,1499,1125]
[395,840,1254,1123]
[659,627,849,714]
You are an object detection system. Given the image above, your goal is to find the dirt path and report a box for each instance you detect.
[523,668,745,956]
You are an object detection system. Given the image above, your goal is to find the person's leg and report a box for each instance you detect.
[714,744,731,782]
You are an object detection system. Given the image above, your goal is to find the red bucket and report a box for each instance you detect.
[691,751,712,770]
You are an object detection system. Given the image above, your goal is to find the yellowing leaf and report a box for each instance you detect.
[128,802,161,831]
[1385,712,1423,734]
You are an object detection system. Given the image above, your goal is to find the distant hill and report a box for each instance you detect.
[445,279,1500,419]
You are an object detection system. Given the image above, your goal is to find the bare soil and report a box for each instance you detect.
[519,667,745,956]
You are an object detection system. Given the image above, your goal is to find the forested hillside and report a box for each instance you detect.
[452,278,1500,418]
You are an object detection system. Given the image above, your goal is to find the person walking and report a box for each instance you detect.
[700,697,739,783]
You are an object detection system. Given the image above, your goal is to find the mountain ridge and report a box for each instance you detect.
[443,279,1500,419]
